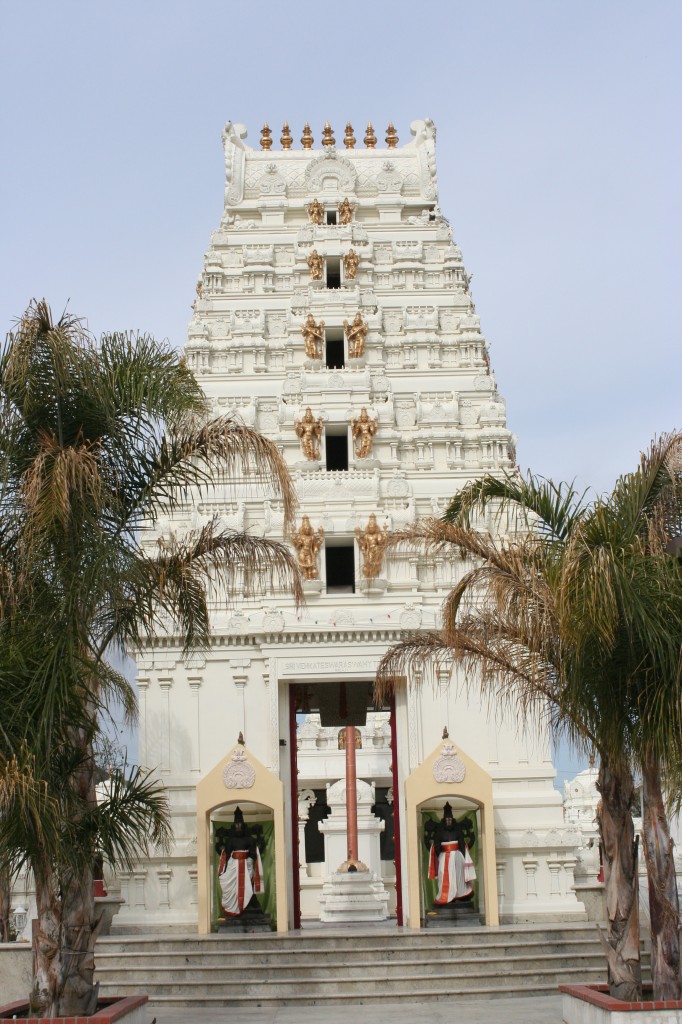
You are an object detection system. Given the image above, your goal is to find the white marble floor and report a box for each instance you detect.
[147,994,563,1023]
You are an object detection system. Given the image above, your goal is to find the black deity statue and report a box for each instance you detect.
[215,807,268,925]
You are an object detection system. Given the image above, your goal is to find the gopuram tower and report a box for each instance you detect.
[126,119,585,933]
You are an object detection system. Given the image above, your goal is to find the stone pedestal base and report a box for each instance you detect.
[318,870,389,923]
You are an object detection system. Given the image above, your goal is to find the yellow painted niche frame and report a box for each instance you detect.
[404,739,499,928]
[196,743,288,933]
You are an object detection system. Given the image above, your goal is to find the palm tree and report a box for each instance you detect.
[0,300,303,1016]
[375,437,682,1001]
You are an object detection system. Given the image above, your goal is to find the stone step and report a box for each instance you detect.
[95,940,628,968]
[96,952,613,983]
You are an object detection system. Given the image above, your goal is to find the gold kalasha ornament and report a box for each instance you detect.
[301,122,314,149]
[321,121,335,147]
[260,123,273,150]
[344,121,356,149]
[364,122,377,149]
[385,122,398,148]
[280,122,293,150]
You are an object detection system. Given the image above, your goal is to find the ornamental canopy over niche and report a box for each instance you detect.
[304,150,357,197]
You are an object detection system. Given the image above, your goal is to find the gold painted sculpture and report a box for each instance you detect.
[280,122,293,150]
[343,312,368,358]
[344,122,356,149]
[294,407,323,460]
[301,314,325,359]
[355,514,388,578]
[337,198,354,225]
[291,515,324,580]
[351,407,378,459]
[301,122,314,149]
[307,199,324,225]
[307,249,324,280]
[343,249,360,280]
[260,123,273,150]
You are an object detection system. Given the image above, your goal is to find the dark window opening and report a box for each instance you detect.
[326,258,341,289]
[325,544,355,594]
[325,328,344,369]
[325,431,348,471]
[326,210,337,225]
[304,790,332,863]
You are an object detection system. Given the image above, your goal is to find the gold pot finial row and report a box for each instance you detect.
[259,122,399,150]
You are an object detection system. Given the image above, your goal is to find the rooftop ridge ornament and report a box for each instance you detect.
[280,122,293,150]
[364,122,377,149]
[321,121,335,147]
[260,123,273,150]
[385,122,399,148]
[344,121,356,149]
[301,122,313,149]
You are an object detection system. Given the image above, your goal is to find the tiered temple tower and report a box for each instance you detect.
[123,119,585,933]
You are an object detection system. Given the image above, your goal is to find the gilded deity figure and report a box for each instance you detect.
[338,198,354,225]
[307,199,324,225]
[343,312,368,358]
[355,513,388,579]
[291,515,324,580]
[306,249,324,281]
[343,249,360,281]
[294,407,323,460]
[351,407,377,459]
[301,314,325,360]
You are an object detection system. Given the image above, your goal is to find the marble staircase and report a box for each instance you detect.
[96,924,651,1007]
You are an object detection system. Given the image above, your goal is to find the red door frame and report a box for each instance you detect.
[288,683,403,929]
[288,686,301,929]
[389,692,404,926]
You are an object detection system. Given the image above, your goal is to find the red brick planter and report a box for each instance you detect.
[0,994,148,1024]
[561,983,682,1022]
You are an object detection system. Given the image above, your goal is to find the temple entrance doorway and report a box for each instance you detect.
[288,681,403,928]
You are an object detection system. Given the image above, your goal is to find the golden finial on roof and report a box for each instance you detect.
[385,122,398,148]
[442,726,449,740]
[280,122,293,150]
[321,121,335,147]
[301,122,313,149]
[344,121,356,149]
[260,123,273,150]
[238,731,245,745]
[364,122,377,149]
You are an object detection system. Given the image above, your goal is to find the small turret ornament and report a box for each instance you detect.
[260,123,273,150]
[280,122,293,150]
[344,121,356,149]
[321,121,335,147]
[301,122,314,149]
[385,122,399,148]
[364,122,377,149]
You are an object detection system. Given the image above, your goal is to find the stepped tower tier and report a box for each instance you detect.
[124,120,584,935]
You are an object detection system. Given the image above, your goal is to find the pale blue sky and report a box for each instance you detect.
[1,1,680,784]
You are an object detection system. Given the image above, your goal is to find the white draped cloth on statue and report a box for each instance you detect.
[218,848,264,916]
[428,840,476,904]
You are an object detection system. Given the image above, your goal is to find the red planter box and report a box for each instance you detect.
[0,994,148,1024]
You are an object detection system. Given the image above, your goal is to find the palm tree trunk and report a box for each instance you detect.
[641,755,681,1001]
[596,762,642,1001]
[57,865,100,1016]
[32,872,62,1016]
[0,866,10,942]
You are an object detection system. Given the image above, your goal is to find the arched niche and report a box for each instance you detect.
[196,743,287,933]
[404,738,499,928]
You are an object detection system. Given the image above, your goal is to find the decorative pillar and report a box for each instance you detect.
[157,865,173,909]
[187,866,198,906]
[132,868,148,909]
[496,859,506,911]
[187,675,202,774]
[547,856,562,897]
[137,676,149,767]
[522,857,539,897]
[158,677,173,773]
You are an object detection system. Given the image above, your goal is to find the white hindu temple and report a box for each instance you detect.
[119,118,586,933]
